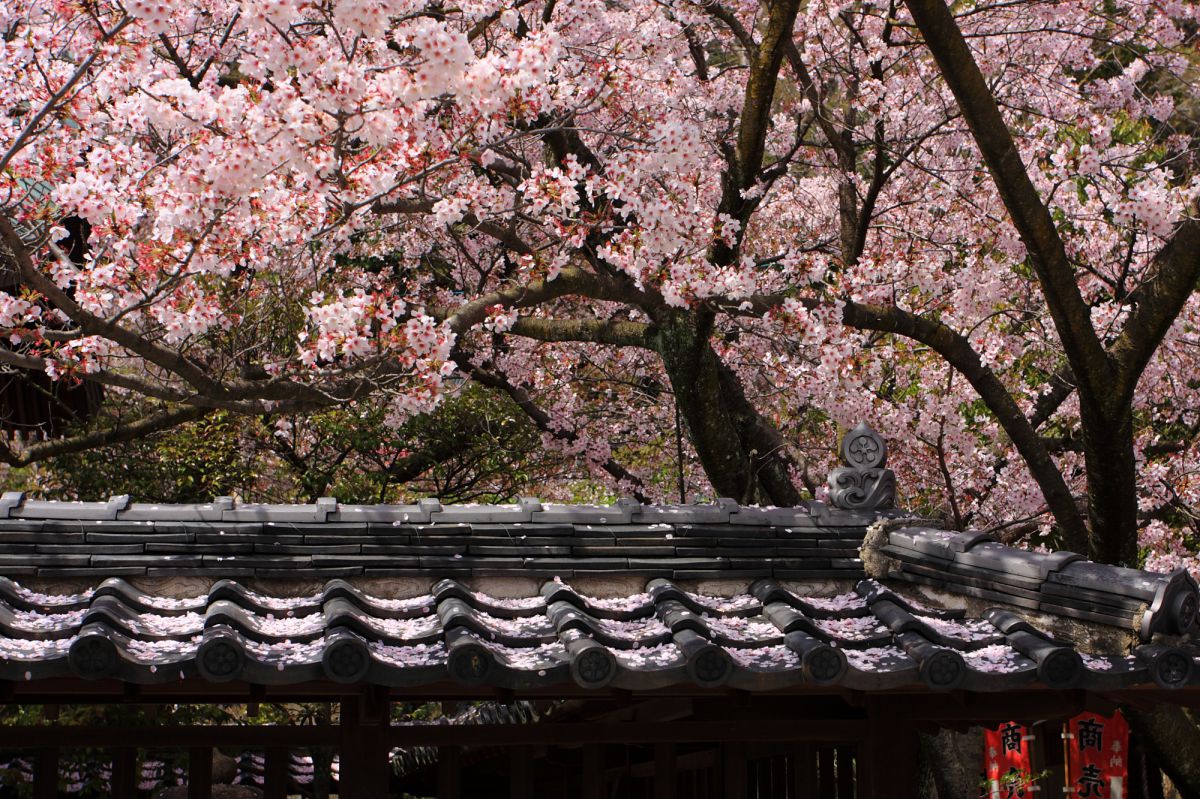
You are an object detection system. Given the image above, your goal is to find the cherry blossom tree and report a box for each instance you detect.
[0,0,1197,576]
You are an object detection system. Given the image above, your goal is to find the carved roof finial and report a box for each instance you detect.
[840,421,887,470]
[828,422,895,511]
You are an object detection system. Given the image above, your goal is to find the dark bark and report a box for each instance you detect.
[842,300,1089,553]
[714,358,805,505]
[655,313,759,504]
[918,731,971,799]
[455,357,651,502]
[1109,219,1200,406]
[901,0,1200,574]
[1079,401,1139,564]
[710,0,801,267]
[1126,707,1200,799]
[901,0,1113,397]
[653,312,801,506]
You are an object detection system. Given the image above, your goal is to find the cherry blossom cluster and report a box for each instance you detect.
[1,0,1198,570]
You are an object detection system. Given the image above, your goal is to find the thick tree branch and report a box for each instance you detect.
[454,356,650,502]
[0,405,209,467]
[734,0,801,190]
[707,0,800,268]
[0,219,222,394]
[783,42,854,169]
[507,317,655,349]
[443,267,646,334]
[371,198,534,255]
[842,299,1089,550]
[1029,365,1076,430]
[700,4,756,55]
[902,0,1113,396]
[1109,218,1200,405]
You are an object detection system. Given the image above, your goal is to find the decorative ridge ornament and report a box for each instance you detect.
[828,423,896,510]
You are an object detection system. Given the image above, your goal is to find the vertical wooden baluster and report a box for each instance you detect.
[836,746,855,798]
[33,747,57,799]
[510,746,534,799]
[263,746,288,799]
[437,745,462,798]
[654,742,676,799]
[723,742,747,799]
[338,697,359,798]
[188,747,212,799]
[791,743,818,799]
[818,747,836,797]
[582,744,604,799]
[111,746,136,798]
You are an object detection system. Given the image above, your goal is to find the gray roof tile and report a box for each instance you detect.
[880,525,1199,642]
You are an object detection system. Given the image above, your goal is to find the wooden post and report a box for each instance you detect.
[860,702,919,799]
[354,688,392,799]
[33,747,57,799]
[582,744,604,799]
[339,697,359,798]
[1035,720,1066,798]
[791,743,818,798]
[818,747,836,796]
[111,747,136,797]
[509,746,534,799]
[723,741,747,799]
[654,742,676,799]
[836,746,855,798]
[188,747,213,799]
[437,745,462,799]
[706,745,722,797]
[263,747,288,799]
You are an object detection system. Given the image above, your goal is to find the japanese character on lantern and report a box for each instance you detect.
[1000,722,1023,753]
[1077,719,1105,752]
[1076,764,1105,797]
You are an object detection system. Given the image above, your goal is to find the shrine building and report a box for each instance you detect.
[0,424,1192,798]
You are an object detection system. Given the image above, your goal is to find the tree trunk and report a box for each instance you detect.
[1125,707,1200,799]
[1079,401,1140,565]
[918,730,972,799]
[654,312,801,506]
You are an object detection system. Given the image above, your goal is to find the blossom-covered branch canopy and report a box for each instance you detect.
[0,0,1198,563]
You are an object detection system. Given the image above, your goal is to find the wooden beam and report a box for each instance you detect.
[603,748,717,781]
[8,676,1193,721]
[0,718,869,748]
[188,747,212,799]
[338,697,359,798]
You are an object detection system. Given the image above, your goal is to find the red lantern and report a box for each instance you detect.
[1065,711,1129,798]
[983,722,1035,798]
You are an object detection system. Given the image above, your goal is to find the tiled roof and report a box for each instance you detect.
[875,525,1200,641]
[0,568,1190,694]
[0,493,879,581]
[0,424,1193,696]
